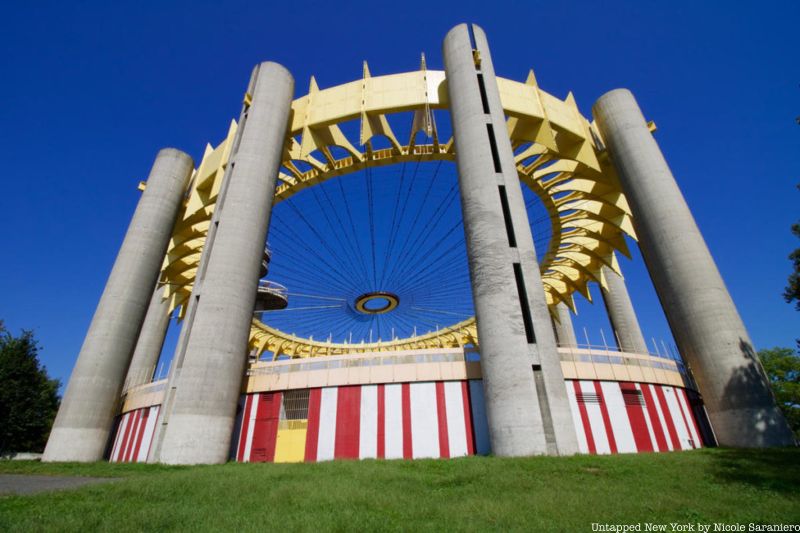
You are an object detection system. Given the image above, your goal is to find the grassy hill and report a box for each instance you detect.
[1,448,799,531]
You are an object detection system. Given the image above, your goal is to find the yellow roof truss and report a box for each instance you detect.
[157,67,633,358]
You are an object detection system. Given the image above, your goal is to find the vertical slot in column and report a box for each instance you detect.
[513,263,536,344]
[476,74,490,114]
[498,185,517,248]
[486,124,502,173]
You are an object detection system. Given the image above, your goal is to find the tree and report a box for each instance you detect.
[0,321,61,455]
[759,347,800,440]
[784,221,800,312]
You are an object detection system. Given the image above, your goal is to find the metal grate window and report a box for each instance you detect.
[622,390,645,406]
[575,392,601,404]
[281,389,310,420]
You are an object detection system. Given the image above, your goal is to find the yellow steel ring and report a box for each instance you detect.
[354,292,400,315]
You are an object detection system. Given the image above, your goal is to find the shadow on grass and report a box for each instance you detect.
[707,447,800,494]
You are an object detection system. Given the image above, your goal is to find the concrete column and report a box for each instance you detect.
[43,149,193,462]
[553,303,578,348]
[593,89,794,447]
[158,62,294,464]
[124,286,172,390]
[444,24,577,456]
[600,265,648,354]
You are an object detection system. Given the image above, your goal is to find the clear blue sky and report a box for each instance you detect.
[1,1,798,388]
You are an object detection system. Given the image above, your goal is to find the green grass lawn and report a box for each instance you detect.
[1,448,799,532]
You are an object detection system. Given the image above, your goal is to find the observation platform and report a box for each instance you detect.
[254,280,288,312]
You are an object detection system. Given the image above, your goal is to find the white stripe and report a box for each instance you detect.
[675,389,701,448]
[648,384,673,451]
[317,387,338,461]
[137,406,159,462]
[384,384,403,459]
[635,383,660,452]
[663,387,692,450]
[580,381,611,454]
[600,382,637,453]
[410,382,439,458]
[146,406,160,461]
[444,381,468,457]
[110,413,130,462]
[359,385,378,459]
[565,382,589,454]
[243,394,259,462]
[468,380,491,455]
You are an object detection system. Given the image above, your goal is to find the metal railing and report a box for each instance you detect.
[257,279,288,299]
[555,341,688,373]
[248,348,470,376]
[247,344,689,381]
[123,378,167,398]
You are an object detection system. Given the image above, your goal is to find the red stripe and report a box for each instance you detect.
[129,410,145,462]
[237,394,254,461]
[377,384,385,459]
[639,384,667,451]
[334,386,361,459]
[573,381,596,454]
[112,413,129,462]
[251,392,281,462]
[461,381,474,455]
[435,382,450,458]
[619,382,653,452]
[121,411,140,463]
[401,383,412,459]
[654,386,681,450]
[671,388,694,449]
[130,409,150,462]
[304,388,322,461]
[594,382,618,454]
[681,389,703,448]
[117,412,133,463]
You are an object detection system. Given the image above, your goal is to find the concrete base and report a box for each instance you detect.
[40,427,112,463]
[158,414,234,465]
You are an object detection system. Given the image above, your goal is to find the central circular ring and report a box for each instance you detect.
[354,291,400,315]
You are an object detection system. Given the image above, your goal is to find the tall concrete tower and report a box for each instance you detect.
[593,89,794,447]
[444,23,578,456]
[43,149,193,462]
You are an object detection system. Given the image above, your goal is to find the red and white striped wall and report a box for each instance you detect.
[110,379,707,463]
[233,381,487,462]
[565,380,703,454]
[109,405,159,463]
